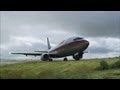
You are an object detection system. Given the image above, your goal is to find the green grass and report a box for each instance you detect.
[0,57,120,79]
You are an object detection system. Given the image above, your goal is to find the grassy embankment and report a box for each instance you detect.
[0,57,120,79]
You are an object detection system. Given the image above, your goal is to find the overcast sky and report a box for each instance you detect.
[0,11,120,60]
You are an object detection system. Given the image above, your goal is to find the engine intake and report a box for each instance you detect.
[41,53,49,61]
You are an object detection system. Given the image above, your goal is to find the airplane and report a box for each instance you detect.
[11,36,89,61]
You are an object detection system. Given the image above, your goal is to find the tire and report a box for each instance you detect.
[64,58,68,61]
[75,58,80,61]
[49,59,53,61]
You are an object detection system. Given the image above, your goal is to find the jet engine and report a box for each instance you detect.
[41,53,50,61]
[73,52,83,60]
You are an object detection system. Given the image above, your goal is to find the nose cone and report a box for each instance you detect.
[84,40,89,48]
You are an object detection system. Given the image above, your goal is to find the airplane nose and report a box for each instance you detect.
[84,40,89,47]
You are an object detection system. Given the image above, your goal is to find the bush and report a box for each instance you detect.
[97,60,109,70]
[111,60,120,69]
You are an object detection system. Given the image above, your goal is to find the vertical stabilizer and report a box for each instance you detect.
[47,37,51,50]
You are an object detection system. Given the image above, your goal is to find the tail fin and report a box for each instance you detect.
[47,37,51,50]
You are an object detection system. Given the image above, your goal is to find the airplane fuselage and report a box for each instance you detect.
[48,37,89,58]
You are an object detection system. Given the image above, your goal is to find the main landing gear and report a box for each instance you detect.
[49,59,53,61]
[63,57,68,61]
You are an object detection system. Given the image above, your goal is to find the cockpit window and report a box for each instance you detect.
[73,37,83,41]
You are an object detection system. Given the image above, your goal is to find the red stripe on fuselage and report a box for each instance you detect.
[52,40,87,52]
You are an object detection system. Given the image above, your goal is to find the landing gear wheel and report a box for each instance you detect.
[49,59,53,61]
[64,58,68,61]
[75,58,80,61]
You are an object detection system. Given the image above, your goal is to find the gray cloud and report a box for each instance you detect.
[0,11,120,59]
[51,11,120,38]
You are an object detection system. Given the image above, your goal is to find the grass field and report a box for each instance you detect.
[0,57,120,79]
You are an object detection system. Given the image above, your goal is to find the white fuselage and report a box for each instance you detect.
[48,37,89,58]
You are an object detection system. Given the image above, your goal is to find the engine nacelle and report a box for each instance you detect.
[41,53,49,61]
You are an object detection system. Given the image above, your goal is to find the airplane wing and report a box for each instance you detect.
[11,53,42,56]
[34,51,48,53]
